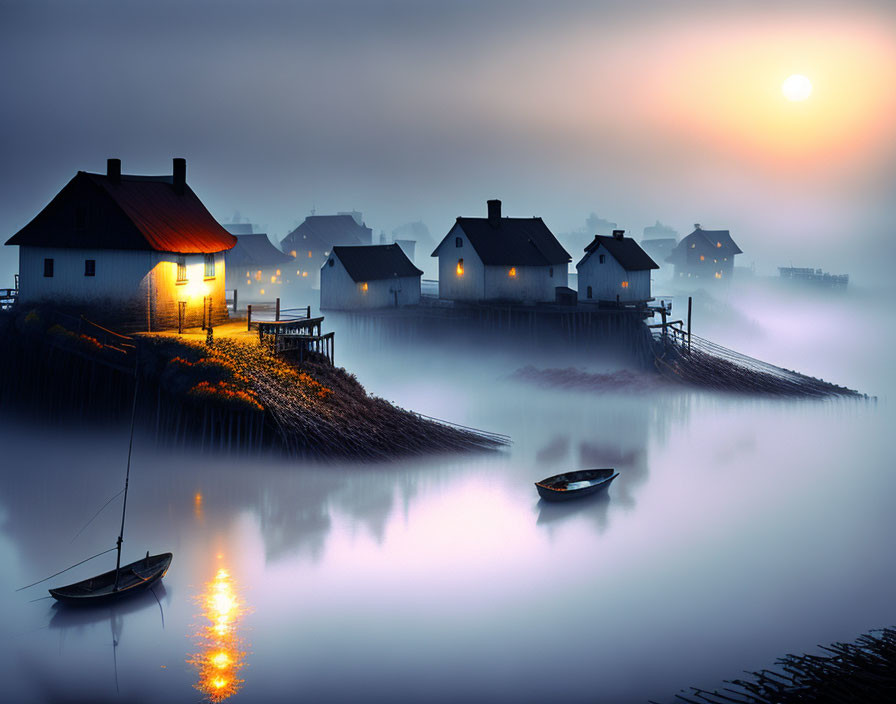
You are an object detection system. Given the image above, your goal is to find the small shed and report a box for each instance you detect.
[320,244,423,310]
[576,230,658,303]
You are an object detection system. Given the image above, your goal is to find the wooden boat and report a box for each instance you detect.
[535,468,618,502]
[49,371,173,605]
[49,553,173,605]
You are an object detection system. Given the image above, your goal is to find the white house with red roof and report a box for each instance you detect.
[5,158,236,330]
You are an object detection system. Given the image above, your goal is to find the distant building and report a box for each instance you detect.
[577,230,658,303]
[320,244,422,310]
[280,214,374,287]
[778,267,848,290]
[666,224,742,282]
[393,239,416,263]
[640,220,678,270]
[432,199,571,303]
[224,233,294,300]
[4,158,236,330]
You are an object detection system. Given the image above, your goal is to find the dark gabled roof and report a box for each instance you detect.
[581,235,659,271]
[224,234,293,268]
[667,228,742,263]
[281,214,372,251]
[332,244,423,282]
[433,217,570,266]
[6,171,236,253]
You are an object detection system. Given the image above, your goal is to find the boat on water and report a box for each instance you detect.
[535,468,618,502]
[49,371,173,605]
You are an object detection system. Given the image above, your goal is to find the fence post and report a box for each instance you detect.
[687,296,692,352]
[233,289,238,312]
[276,297,280,322]
[247,304,252,331]
[306,305,311,319]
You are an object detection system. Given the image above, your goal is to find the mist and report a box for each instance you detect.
[2,0,896,285]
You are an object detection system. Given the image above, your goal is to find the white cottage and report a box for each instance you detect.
[4,158,237,331]
[577,230,658,303]
[431,200,571,303]
[320,244,422,310]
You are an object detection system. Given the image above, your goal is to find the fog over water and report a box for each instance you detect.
[2,284,894,703]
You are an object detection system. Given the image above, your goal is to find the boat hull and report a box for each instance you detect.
[49,553,173,605]
[535,468,618,502]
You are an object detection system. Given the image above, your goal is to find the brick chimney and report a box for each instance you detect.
[612,229,625,240]
[173,158,186,195]
[107,158,121,183]
[487,199,501,226]
[694,223,701,230]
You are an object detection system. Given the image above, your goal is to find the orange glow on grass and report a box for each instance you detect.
[189,566,247,702]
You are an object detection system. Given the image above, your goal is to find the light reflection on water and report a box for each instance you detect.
[189,565,248,702]
[0,288,893,702]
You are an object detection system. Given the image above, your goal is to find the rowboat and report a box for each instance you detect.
[535,468,618,502]
[49,552,173,605]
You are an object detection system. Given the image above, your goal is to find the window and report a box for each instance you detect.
[84,259,96,277]
[717,241,722,248]
[587,285,593,299]
[176,256,187,283]
[621,281,629,288]
[508,267,517,278]
[455,237,463,248]
[43,258,54,277]
[599,254,605,264]
[361,282,369,293]
[699,255,705,261]
[456,258,464,277]
[204,254,215,279]
[328,258,335,267]
[308,250,312,258]
[549,267,554,278]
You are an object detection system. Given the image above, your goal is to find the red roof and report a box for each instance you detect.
[6,171,236,254]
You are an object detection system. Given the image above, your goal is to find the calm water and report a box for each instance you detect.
[1,285,894,703]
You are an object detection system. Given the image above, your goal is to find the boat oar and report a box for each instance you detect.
[14,546,118,591]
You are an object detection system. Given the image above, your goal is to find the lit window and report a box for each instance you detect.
[508,267,517,278]
[621,281,629,288]
[255,270,262,281]
[699,255,705,261]
[84,259,96,277]
[717,241,722,248]
[715,272,722,279]
[302,271,308,277]
[361,282,368,292]
[260,288,265,295]
[270,275,276,283]
[308,250,312,258]
[456,259,464,277]
[290,250,297,258]
[204,254,215,279]
[276,269,281,276]
[456,237,463,247]
[714,259,717,263]
[176,256,187,283]
[690,243,695,248]
[43,258,54,277]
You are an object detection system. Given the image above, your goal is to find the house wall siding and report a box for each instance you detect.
[577,249,651,301]
[434,224,485,301]
[320,255,421,309]
[482,264,565,302]
[17,246,228,330]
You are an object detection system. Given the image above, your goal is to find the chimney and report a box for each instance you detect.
[487,199,501,225]
[612,229,625,240]
[107,158,121,183]
[694,223,701,230]
[172,158,186,195]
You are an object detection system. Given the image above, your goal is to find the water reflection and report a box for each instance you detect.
[189,565,248,702]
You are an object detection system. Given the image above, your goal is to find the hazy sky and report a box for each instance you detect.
[1,0,895,282]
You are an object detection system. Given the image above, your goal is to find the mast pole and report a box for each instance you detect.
[114,367,139,591]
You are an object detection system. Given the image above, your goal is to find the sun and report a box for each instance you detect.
[782,74,812,102]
